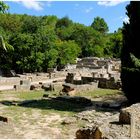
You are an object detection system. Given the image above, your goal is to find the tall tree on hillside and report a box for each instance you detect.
[121,1,140,103]
[91,16,109,34]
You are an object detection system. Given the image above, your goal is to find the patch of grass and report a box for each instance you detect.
[16,91,45,100]
[0,88,122,119]
[76,88,122,98]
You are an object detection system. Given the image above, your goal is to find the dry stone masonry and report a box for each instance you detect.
[65,57,121,91]
[75,103,140,139]
[0,57,121,93]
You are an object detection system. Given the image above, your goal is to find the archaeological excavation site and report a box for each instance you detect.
[1,1,140,139]
[0,57,140,139]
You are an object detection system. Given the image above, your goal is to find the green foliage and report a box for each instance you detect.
[121,1,140,103]
[56,16,73,28]
[105,28,123,58]
[90,45,104,57]
[44,48,58,68]
[56,17,74,41]
[70,24,107,57]
[55,40,81,67]
[0,35,6,50]
[21,15,41,33]
[0,1,9,13]
[0,14,22,33]
[130,53,140,68]
[91,16,109,34]
[0,10,123,73]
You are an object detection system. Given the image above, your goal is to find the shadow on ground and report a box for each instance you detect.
[0,96,93,112]
[0,94,128,113]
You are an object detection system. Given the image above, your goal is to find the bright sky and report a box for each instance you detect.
[5,0,130,33]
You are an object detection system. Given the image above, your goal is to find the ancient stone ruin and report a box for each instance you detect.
[65,57,121,91]
[75,103,140,139]
[0,57,121,93]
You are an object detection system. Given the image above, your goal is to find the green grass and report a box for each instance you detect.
[76,88,122,98]
[17,91,45,100]
[0,88,122,116]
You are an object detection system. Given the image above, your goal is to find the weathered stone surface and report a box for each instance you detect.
[65,73,76,83]
[42,84,54,91]
[76,128,91,139]
[119,103,140,124]
[20,80,30,85]
[98,77,121,90]
[76,126,102,139]
[43,94,49,98]
[14,84,30,91]
[119,110,131,124]
[65,57,121,90]
[60,83,76,96]
[74,101,137,139]
[61,117,77,125]
[30,84,42,90]
[0,116,8,123]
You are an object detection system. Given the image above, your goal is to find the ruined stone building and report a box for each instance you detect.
[65,57,121,90]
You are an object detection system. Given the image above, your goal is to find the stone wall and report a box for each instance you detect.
[0,77,21,86]
[65,72,121,90]
[98,77,121,90]
[64,57,121,90]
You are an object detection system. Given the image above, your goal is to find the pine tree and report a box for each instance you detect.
[121,1,140,103]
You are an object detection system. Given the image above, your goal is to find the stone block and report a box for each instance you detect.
[30,84,42,90]
[76,127,102,139]
[14,84,30,91]
[119,103,140,124]
[20,80,30,85]
[0,116,8,123]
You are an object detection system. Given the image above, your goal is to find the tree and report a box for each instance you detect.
[0,35,6,50]
[0,7,122,73]
[121,1,140,103]
[56,16,73,28]
[105,28,123,58]
[91,16,109,34]
[21,15,40,33]
[0,1,9,13]
[71,23,107,57]
[10,33,34,73]
[0,2,15,74]
[0,14,22,33]
[54,40,81,70]
[0,1,9,50]
[56,16,74,40]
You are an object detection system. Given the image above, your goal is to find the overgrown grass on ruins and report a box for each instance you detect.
[77,88,122,99]
[0,88,122,101]
[0,89,122,115]
[0,88,123,138]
